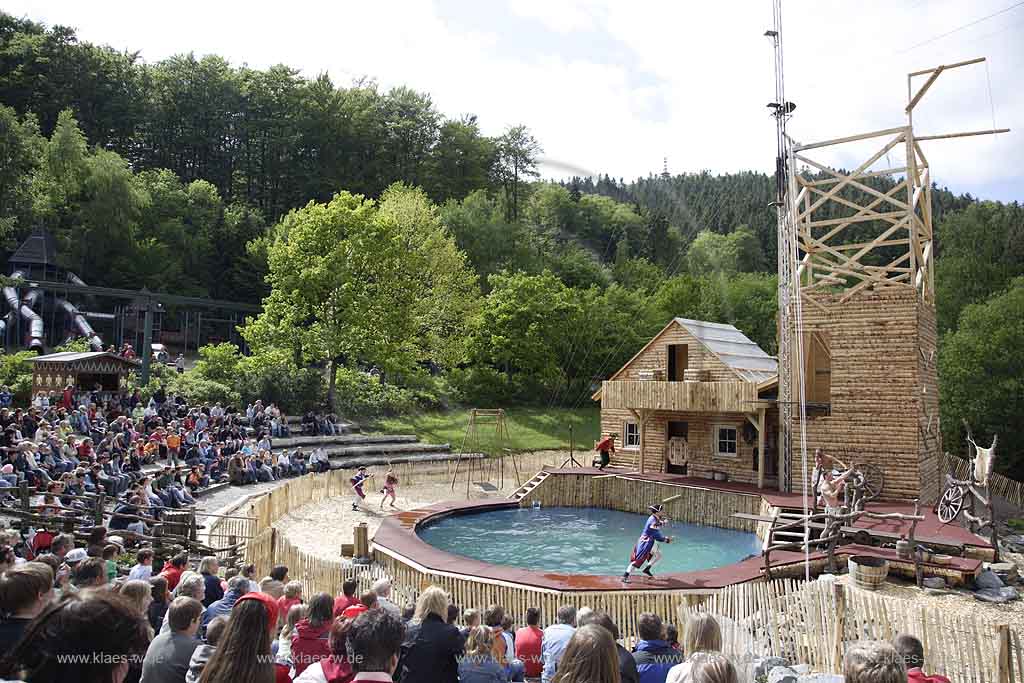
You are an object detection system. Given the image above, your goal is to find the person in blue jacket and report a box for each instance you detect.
[632,612,684,683]
[622,504,673,583]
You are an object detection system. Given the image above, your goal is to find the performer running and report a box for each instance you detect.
[622,504,673,583]
[350,466,371,511]
[378,467,399,509]
[593,433,617,471]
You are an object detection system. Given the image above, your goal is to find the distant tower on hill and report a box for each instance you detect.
[660,157,670,179]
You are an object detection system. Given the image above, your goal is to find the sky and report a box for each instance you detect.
[5,0,1023,201]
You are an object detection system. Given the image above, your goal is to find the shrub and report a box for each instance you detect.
[332,367,416,417]
[0,350,39,406]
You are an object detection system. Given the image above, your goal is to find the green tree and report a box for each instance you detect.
[935,202,1024,333]
[0,105,42,237]
[494,125,541,222]
[939,278,1024,478]
[244,187,476,409]
[686,225,764,276]
[424,115,496,203]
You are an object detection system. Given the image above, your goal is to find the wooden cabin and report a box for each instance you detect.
[593,318,780,488]
[28,351,139,399]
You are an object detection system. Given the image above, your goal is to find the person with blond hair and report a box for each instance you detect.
[844,641,907,683]
[459,625,509,683]
[687,654,737,683]
[396,585,463,683]
[666,613,723,683]
[552,623,620,683]
[277,604,308,667]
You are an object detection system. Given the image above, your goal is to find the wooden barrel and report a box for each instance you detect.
[848,555,889,590]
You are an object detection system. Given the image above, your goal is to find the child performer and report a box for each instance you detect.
[622,504,673,583]
[379,467,399,509]
[350,466,371,511]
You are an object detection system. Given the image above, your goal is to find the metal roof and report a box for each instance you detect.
[673,318,778,383]
[10,228,58,267]
[28,351,140,366]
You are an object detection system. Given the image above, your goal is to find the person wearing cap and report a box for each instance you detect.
[593,433,618,471]
[622,504,673,583]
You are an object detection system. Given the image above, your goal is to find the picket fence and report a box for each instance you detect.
[683,577,1023,682]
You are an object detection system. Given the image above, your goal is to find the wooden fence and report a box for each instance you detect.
[942,452,1024,511]
[680,578,1023,682]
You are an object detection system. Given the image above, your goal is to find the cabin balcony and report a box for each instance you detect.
[599,380,758,413]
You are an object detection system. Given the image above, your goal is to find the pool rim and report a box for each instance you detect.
[372,498,774,592]
[413,503,763,577]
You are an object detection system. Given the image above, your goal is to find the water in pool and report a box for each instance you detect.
[416,506,762,576]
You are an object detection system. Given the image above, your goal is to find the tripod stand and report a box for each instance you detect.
[560,425,583,468]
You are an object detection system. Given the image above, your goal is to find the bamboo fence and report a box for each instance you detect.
[680,577,1024,682]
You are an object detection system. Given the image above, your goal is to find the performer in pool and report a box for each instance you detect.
[351,466,371,511]
[378,466,399,509]
[622,504,673,583]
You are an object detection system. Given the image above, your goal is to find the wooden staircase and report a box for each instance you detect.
[509,471,551,502]
[767,509,813,548]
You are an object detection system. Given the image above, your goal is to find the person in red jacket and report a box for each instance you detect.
[893,633,951,683]
[515,606,544,678]
[333,577,360,617]
[159,552,189,591]
[593,433,617,471]
[291,592,335,677]
[342,591,378,620]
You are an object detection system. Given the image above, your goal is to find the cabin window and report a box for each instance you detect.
[624,422,640,448]
[714,425,738,458]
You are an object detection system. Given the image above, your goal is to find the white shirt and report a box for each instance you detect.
[129,563,153,581]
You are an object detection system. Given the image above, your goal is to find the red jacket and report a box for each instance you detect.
[159,564,184,591]
[907,669,951,683]
[333,594,359,617]
[291,618,331,677]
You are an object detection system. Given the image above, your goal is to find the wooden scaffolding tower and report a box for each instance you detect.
[776,57,1009,495]
[450,409,522,497]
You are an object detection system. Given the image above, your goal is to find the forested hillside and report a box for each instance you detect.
[1,12,1021,475]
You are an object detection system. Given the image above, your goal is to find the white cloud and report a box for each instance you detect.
[4,0,1021,199]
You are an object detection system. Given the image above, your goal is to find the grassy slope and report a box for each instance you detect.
[371,406,601,453]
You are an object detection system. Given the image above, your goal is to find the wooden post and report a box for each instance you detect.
[354,523,369,559]
[833,583,847,672]
[997,623,1011,683]
[94,492,106,527]
[18,481,29,512]
[638,409,647,474]
[757,406,767,489]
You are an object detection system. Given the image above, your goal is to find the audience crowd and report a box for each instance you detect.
[0,540,953,683]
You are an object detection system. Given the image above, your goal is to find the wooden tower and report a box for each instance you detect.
[777,58,1008,503]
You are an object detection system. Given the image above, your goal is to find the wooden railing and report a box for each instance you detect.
[681,578,1022,682]
[600,380,759,413]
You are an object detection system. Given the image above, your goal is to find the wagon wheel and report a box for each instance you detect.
[937,485,965,524]
[856,463,885,501]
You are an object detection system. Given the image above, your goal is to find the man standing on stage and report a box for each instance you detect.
[623,504,673,583]
[594,433,617,471]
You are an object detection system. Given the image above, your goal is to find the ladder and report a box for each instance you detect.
[509,470,550,502]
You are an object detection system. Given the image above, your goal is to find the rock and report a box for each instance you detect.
[989,561,1019,583]
[791,664,811,675]
[974,586,1020,603]
[768,666,799,683]
[976,568,1004,590]
[797,675,844,683]
[923,576,946,589]
[752,656,790,680]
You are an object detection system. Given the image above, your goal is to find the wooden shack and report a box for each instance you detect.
[593,318,780,488]
[28,351,139,399]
